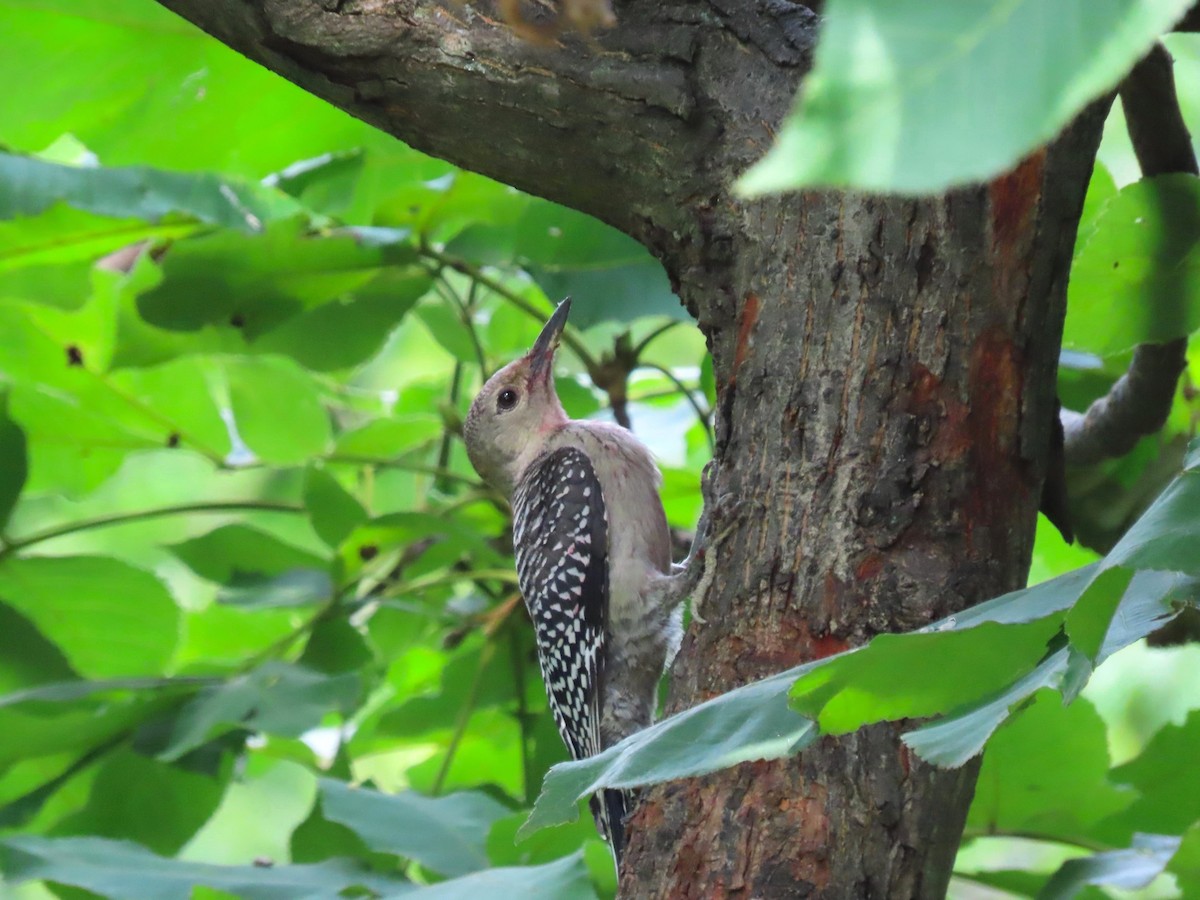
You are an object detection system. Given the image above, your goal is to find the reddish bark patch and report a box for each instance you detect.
[730,291,762,387]
[854,553,884,582]
[963,326,1028,549]
[988,151,1045,262]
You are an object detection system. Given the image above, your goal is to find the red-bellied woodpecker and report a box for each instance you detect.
[463,299,710,868]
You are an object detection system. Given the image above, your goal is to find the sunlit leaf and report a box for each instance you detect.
[738,0,1195,194]
[0,556,179,678]
[0,152,311,231]
[1065,175,1200,355]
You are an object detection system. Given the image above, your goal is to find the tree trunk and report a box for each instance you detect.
[154,2,1107,895]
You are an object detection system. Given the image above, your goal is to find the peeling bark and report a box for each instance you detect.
[154,2,1107,895]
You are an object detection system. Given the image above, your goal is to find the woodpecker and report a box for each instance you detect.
[464,299,707,867]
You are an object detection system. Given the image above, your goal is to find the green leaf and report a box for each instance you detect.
[317,779,509,878]
[0,835,409,900]
[0,556,179,678]
[51,748,227,856]
[216,570,334,610]
[1167,823,1200,899]
[788,619,1063,733]
[172,524,327,584]
[905,568,1184,767]
[522,665,815,837]
[160,663,360,761]
[904,649,1070,768]
[0,390,28,534]
[1105,710,1200,839]
[333,415,444,459]
[738,0,1194,194]
[1065,566,1134,663]
[0,152,312,232]
[966,691,1132,845]
[407,853,595,900]
[1038,833,1180,900]
[513,202,684,328]
[0,602,76,695]
[223,356,332,464]
[1104,457,1200,575]
[1065,175,1200,356]
[303,466,368,549]
[415,301,480,364]
[136,221,416,338]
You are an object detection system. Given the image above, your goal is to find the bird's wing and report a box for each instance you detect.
[511,445,608,761]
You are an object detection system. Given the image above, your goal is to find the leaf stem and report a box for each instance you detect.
[0,500,304,559]
[418,245,599,371]
[431,638,496,796]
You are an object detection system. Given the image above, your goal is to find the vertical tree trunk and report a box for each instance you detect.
[624,116,1108,896]
[152,3,1109,894]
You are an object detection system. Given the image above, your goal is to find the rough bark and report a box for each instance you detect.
[153,2,1107,895]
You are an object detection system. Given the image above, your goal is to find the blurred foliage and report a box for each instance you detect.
[0,3,1197,899]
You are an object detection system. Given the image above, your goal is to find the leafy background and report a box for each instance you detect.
[0,2,1198,899]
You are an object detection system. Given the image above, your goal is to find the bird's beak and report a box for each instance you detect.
[527,298,571,385]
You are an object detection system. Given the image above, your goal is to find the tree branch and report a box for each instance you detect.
[1061,44,1192,465]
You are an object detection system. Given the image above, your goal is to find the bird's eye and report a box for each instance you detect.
[497,388,519,411]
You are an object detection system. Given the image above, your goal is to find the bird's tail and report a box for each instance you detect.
[590,788,630,868]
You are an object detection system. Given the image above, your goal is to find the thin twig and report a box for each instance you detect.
[637,362,714,451]
[0,501,303,559]
[418,245,598,370]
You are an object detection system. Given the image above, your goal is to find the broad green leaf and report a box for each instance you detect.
[0,1,382,177]
[415,301,481,364]
[1167,823,1200,899]
[51,749,227,856]
[789,619,1063,733]
[905,568,1185,766]
[0,685,181,769]
[904,649,1070,768]
[318,779,509,878]
[0,602,76,695]
[251,270,430,371]
[1104,449,1200,575]
[303,467,367,549]
[0,556,179,678]
[223,356,332,464]
[0,390,28,534]
[1038,833,1180,900]
[521,664,816,837]
[403,853,595,900]
[1065,175,1200,356]
[216,570,334,610]
[0,152,311,231]
[0,835,409,900]
[0,204,196,292]
[333,415,444,459]
[513,202,684,328]
[160,662,360,761]
[171,524,327,584]
[738,0,1195,194]
[135,221,416,338]
[966,691,1132,844]
[299,618,374,676]
[1104,710,1200,839]
[1065,566,1134,663]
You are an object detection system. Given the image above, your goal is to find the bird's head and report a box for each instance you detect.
[464,298,571,495]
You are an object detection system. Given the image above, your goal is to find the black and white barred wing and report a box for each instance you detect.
[511,446,608,762]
